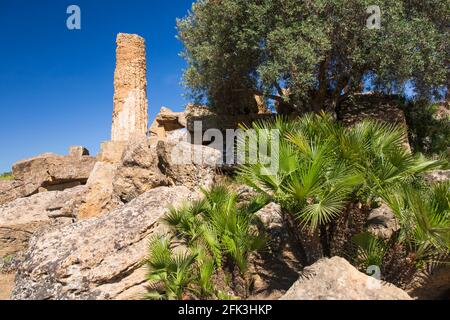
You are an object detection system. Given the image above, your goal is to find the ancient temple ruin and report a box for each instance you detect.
[111,33,148,141]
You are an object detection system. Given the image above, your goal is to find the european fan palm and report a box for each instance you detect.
[146,236,198,300]
[238,113,444,231]
[351,232,387,271]
[380,181,450,264]
[148,184,268,299]
[163,184,267,273]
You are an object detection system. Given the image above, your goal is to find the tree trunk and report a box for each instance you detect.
[312,60,328,112]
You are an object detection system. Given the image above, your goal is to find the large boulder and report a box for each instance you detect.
[157,138,222,189]
[149,107,186,140]
[0,186,86,258]
[113,135,167,203]
[77,162,122,220]
[79,135,168,219]
[69,146,90,158]
[11,186,197,300]
[280,257,412,300]
[12,152,96,196]
[0,180,27,206]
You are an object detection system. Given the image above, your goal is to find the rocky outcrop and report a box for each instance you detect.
[339,93,411,151]
[149,107,186,140]
[11,152,96,196]
[69,146,89,158]
[0,186,86,257]
[113,135,167,203]
[112,33,148,142]
[0,272,15,300]
[0,180,27,206]
[157,138,222,189]
[12,186,197,300]
[280,257,412,300]
[79,135,168,218]
[77,162,121,220]
[339,94,408,128]
[0,149,95,206]
[97,141,126,163]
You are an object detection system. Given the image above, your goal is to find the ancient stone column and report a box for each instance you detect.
[111,33,148,141]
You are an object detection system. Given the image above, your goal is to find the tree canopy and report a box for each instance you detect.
[177,0,449,114]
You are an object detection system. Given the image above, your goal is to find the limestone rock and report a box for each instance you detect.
[157,139,222,189]
[113,135,167,203]
[77,162,122,220]
[112,33,148,142]
[367,204,400,240]
[97,141,126,163]
[12,153,96,196]
[424,170,450,183]
[69,146,89,158]
[0,272,15,300]
[0,180,27,206]
[339,94,411,151]
[254,202,288,252]
[149,107,185,140]
[0,186,86,257]
[11,186,197,300]
[280,257,412,300]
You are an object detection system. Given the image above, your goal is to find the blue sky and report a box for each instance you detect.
[0,0,194,172]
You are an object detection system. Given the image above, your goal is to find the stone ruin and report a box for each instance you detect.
[112,33,148,142]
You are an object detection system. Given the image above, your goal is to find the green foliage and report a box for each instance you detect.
[178,0,449,113]
[164,184,267,272]
[350,182,449,285]
[351,232,387,270]
[238,113,444,231]
[0,172,13,181]
[147,184,268,300]
[404,100,450,158]
[380,181,450,263]
[146,236,198,300]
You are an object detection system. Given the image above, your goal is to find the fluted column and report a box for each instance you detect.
[111,33,148,141]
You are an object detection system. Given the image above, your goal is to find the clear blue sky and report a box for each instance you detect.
[0,0,194,172]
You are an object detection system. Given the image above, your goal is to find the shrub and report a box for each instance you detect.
[238,113,444,224]
[380,181,450,264]
[351,181,450,287]
[146,236,198,300]
[238,113,447,270]
[146,184,268,300]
